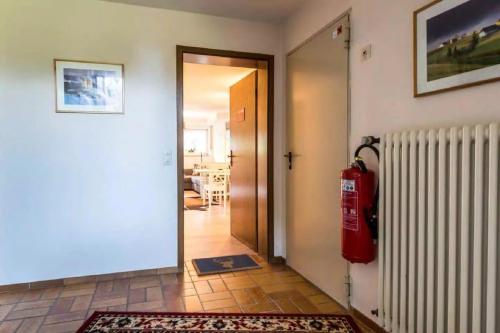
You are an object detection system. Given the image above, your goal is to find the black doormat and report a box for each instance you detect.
[192,254,261,275]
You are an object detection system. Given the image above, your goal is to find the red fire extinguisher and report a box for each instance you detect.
[341,137,379,264]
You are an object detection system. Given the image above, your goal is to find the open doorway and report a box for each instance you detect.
[176,46,274,272]
[182,63,255,260]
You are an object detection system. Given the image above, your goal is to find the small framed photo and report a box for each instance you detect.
[414,0,500,97]
[54,59,124,113]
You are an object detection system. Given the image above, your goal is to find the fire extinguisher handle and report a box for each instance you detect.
[354,157,368,173]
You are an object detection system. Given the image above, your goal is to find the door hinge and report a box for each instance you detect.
[344,22,351,50]
[344,274,352,299]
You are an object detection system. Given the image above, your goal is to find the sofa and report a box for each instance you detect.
[183,168,194,190]
[191,176,207,193]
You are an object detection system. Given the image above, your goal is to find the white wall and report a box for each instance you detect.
[211,115,229,163]
[284,0,500,321]
[0,0,285,285]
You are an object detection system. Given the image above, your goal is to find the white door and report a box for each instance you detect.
[286,15,350,306]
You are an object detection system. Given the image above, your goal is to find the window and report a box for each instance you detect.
[184,128,209,155]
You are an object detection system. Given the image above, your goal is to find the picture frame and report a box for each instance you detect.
[414,0,500,97]
[54,59,124,113]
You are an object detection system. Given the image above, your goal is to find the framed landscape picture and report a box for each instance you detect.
[55,60,124,113]
[414,0,500,96]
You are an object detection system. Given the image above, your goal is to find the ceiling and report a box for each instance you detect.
[183,63,255,121]
[104,0,306,23]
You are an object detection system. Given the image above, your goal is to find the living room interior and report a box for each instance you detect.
[1,0,500,333]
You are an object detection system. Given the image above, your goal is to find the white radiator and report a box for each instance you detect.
[378,124,499,333]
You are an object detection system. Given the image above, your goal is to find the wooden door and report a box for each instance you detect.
[256,64,268,257]
[286,15,350,305]
[230,71,257,251]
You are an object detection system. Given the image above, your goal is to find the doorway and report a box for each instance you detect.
[176,46,274,271]
[286,14,350,306]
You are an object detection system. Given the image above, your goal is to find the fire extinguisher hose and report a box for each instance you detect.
[354,142,380,240]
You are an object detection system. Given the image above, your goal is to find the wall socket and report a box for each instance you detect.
[361,44,372,61]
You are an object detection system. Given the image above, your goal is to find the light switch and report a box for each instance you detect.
[163,150,173,166]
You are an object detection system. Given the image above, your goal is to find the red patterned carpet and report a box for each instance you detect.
[77,312,361,332]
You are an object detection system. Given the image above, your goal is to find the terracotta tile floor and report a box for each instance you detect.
[0,199,374,332]
[0,259,373,332]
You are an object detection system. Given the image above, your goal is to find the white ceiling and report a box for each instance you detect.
[183,63,255,120]
[104,0,306,23]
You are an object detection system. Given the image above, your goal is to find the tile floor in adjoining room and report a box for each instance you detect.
[0,259,374,333]
[184,194,256,260]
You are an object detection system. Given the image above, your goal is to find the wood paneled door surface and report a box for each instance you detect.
[229,71,258,251]
[286,14,350,306]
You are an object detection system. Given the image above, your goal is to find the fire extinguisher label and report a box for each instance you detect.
[342,179,358,231]
[341,179,355,192]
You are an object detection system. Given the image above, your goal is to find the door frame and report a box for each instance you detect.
[176,45,275,271]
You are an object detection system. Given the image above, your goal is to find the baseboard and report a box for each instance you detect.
[269,256,286,264]
[349,306,387,333]
[0,266,179,294]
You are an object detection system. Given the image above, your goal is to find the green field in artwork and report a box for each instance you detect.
[427,30,500,81]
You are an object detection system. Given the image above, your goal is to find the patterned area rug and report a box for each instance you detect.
[77,312,361,332]
[184,195,224,211]
[185,190,201,198]
[184,196,208,211]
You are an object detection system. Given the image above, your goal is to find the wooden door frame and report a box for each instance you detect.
[176,45,275,271]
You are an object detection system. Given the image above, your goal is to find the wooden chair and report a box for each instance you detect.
[202,170,229,208]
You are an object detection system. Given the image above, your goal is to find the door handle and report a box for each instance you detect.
[227,150,237,167]
[284,152,293,170]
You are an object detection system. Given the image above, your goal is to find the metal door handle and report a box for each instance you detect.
[284,152,293,170]
[227,150,237,167]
